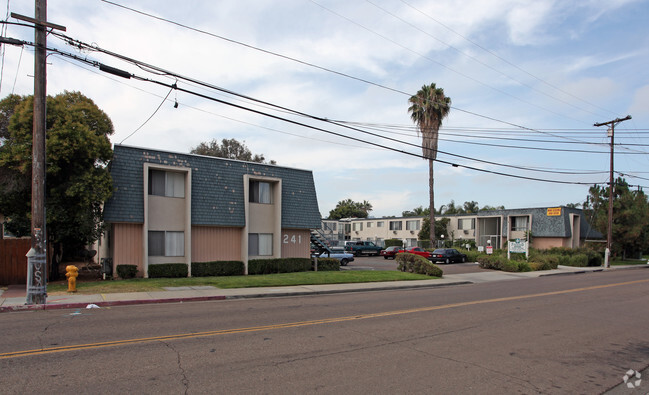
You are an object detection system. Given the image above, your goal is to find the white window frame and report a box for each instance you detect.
[148,230,185,257]
[389,221,403,230]
[149,169,185,198]
[511,216,528,231]
[249,181,272,204]
[406,220,420,231]
[249,233,273,256]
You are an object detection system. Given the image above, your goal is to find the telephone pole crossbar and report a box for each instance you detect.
[593,115,632,268]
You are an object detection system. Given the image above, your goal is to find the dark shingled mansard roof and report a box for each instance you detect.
[103,145,321,229]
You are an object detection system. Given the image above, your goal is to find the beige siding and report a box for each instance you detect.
[112,223,144,276]
[191,226,242,262]
[281,229,311,258]
[532,237,566,250]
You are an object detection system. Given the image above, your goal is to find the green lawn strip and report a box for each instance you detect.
[47,271,434,295]
[610,259,649,266]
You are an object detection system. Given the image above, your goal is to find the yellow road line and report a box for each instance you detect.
[2,278,647,359]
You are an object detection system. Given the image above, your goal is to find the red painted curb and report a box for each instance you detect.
[0,295,227,313]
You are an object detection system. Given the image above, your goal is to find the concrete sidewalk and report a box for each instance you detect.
[1,264,646,313]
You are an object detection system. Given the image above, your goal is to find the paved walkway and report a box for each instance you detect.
[1,264,647,313]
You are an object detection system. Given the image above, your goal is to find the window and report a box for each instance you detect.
[511,216,528,231]
[458,218,475,230]
[377,221,384,228]
[323,222,337,232]
[249,233,273,256]
[149,169,185,198]
[249,181,272,203]
[148,231,184,256]
[389,221,402,230]
[353,222,363,231]
[406,220,420,231]
[367,222,372,228]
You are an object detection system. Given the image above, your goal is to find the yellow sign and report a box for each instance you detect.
[547,207,562,216]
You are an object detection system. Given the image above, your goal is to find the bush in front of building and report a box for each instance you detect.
[541,247,602,267]
[313,257,340,271]
[396,253,443,277]
[528,253,559,270]
[191,261,245,277]
[148,263,188,278]
[248,258,312,275]
[384,239,403,248]
[116,264,138,279]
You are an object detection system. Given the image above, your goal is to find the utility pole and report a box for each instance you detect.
[12,0,65,304]
[594,115,632,269]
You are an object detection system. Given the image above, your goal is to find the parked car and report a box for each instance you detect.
[344,241,383,256]
[313,247,355,266]
[398,247,432,259]
[380,246,401,259]
[430,248,467,264]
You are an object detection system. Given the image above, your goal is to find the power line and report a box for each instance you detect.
[399,0,619,119]
[366,0,606,120]
[6,32,636,185]
[97,0,599,147]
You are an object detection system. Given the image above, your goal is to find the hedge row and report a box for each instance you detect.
[314,258,340,271]
[192,261,245,277]
[116,257,341,279]
[248,258,313,275]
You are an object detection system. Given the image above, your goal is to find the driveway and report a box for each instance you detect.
[342,255,491,275]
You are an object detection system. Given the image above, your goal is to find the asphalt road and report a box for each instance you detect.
[1,269,648,394]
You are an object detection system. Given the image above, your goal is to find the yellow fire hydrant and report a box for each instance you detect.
[66,265,79,293]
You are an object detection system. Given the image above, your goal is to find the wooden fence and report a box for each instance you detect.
[0,238,30,285]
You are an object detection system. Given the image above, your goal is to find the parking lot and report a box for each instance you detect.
[341,255,492,275]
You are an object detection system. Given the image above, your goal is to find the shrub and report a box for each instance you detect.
[464,249,484,263]
[248,258,312,275]
[384,239,403,248]
[396,253,443,277]
[478,255,505,270]
[567,254,588,267]
[585,250,603,266]
[191,261,245,277]
[313,258,340,271]
[148,263,188,278]
[116,264,138,279]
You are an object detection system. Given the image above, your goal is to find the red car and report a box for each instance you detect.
[398,247,432,259]
[380,246,401,259]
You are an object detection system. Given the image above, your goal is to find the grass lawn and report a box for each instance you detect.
[610,258,649,266]
[47,271,435,295]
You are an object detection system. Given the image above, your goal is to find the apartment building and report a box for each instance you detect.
[102,145,321,277]
[321,206,602,250]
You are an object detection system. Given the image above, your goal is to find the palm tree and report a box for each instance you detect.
[408,83,451,247]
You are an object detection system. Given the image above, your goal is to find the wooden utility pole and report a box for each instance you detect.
[594,115,632,268]
[13,0,65,304]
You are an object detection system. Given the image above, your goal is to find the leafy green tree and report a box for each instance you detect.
[408,82,451,247]
[402,205,430,217]
[0,91,114,273]
[480,205,505,211]
[463,201,479,214]
[190,138,275,164]
[418,217,450,244]
[328,199,373,220]
[584,178,649,258]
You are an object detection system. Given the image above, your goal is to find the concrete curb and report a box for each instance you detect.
[0,280,472,313]
[1,264,646,313]
[0,295,228,313]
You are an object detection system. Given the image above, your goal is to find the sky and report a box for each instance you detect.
[1,0,648,218]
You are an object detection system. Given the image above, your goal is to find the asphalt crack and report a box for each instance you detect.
[162,341,190,394]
